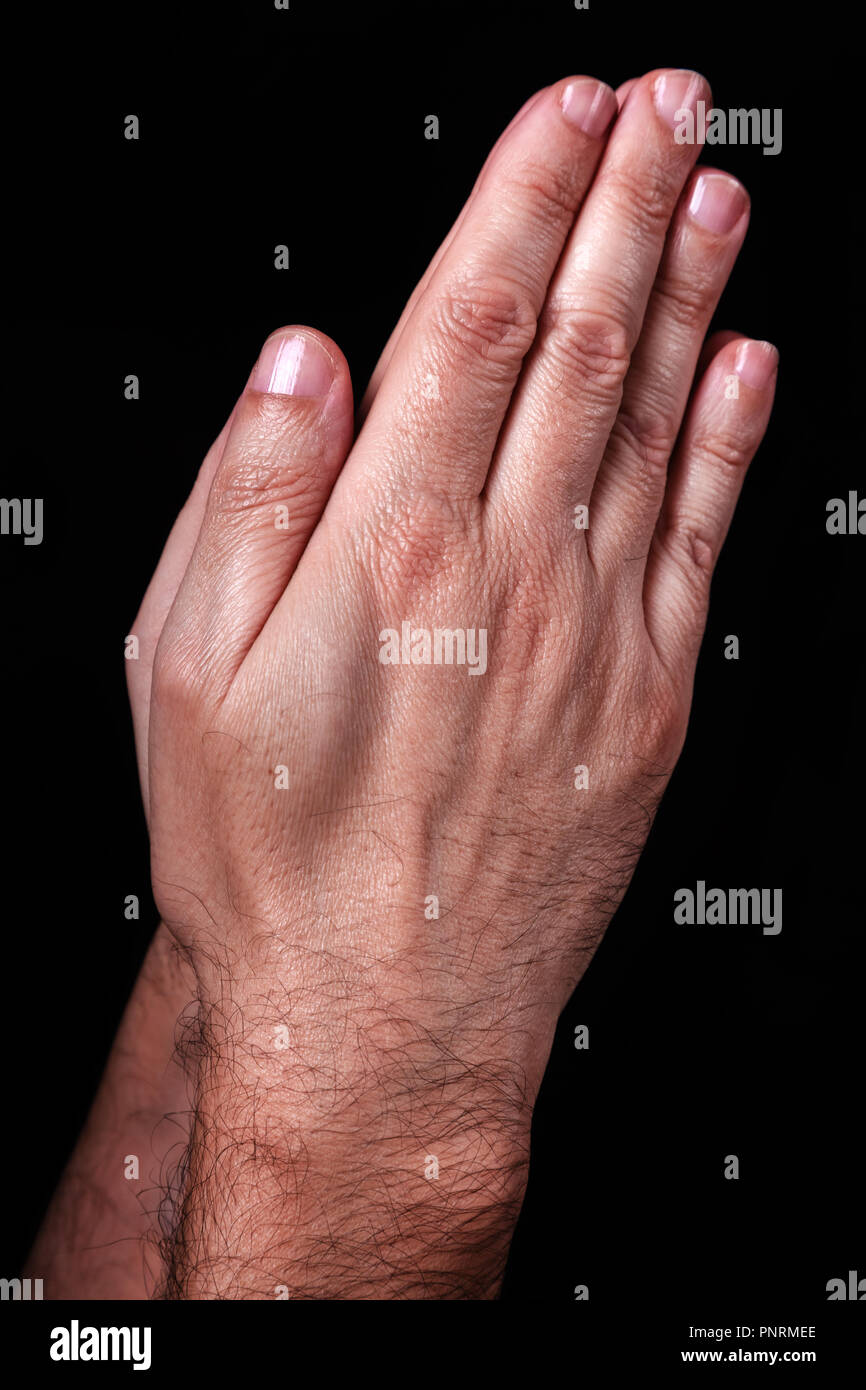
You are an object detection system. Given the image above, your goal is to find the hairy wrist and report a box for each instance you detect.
[159,994,533,1299]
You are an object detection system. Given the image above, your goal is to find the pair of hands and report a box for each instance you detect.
[56,67,779,1299]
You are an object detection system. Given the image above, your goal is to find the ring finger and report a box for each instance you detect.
[590,165,750,576]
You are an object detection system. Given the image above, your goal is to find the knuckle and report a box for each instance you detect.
[608,402,673,483]
[694,428,752,474]
[213,461,285,515]
[634,681,680,760]
[605,653,681,769]
[432,272,538,375]
[210,439,320,519]
[360,487,478,597]
[665,513,717,575]
[496,566,572,677]
[509,154,582,233]
[651,265,717,331]
[605,160,676,238]
[538,301,631,399]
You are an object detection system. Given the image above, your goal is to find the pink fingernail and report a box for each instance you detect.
[653,69,708,130]
[561,79,618,138]
[688,171,748,234]
[252,332,335,397]
[735,340,779,390]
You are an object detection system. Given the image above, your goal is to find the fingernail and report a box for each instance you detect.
[252,332,335,396]
[688,171,748,234]
[561,79,618,138]
[653,69,707,130]
[735,340,778,390]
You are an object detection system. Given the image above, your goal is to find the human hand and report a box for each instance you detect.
[135,68,777,1298]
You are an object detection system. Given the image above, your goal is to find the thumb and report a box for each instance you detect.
[158,325,354,708]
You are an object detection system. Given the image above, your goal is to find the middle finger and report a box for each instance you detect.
[485,68,710,528]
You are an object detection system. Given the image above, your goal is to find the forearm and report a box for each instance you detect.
[160,992,534,1300]
[27,926,195,1299]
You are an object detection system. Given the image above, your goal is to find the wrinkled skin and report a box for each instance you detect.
[32,68,777,1299]
[143,70,774,1100]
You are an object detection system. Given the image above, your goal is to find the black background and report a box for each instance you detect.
[4,0,863,1332]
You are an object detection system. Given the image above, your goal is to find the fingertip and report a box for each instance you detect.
[699,333,778,394]
[250,326,346,399]
[734,339,779,392]
[559,77,618,138]
[685,168,750,236]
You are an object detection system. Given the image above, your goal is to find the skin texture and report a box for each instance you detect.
[29,69,777,1299]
